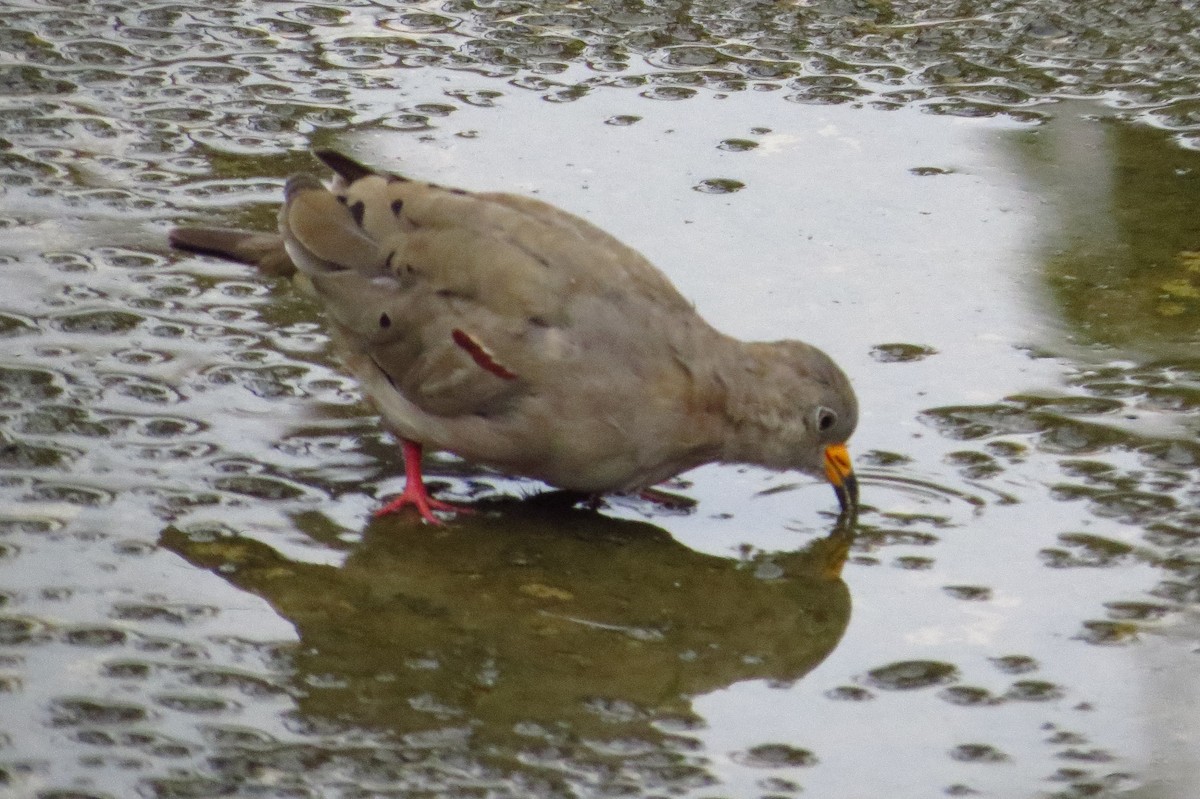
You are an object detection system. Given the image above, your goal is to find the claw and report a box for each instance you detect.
[375,439,471,524]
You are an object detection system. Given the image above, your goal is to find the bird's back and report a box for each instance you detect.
[278,153,728,490]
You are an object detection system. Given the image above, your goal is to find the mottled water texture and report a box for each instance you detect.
[1,2,1198,798]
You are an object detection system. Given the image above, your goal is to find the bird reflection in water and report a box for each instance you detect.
[161,498,855,793]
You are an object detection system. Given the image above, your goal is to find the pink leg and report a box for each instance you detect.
[374,439,470,524]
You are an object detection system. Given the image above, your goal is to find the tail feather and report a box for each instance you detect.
[169,227,295,278]
[313,149,379,185]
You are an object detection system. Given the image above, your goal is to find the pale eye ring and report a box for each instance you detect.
[816,406,838,433]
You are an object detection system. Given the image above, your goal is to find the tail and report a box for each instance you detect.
[169,151,388,277]
[168,227,296,278]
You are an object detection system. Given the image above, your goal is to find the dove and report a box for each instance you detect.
[170,150,859,523]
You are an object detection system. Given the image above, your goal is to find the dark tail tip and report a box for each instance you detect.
[313,149,377,184]
[168,227,294,277]
[168,227,244,260]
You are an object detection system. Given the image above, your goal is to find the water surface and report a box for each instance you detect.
[0,2,1197,798]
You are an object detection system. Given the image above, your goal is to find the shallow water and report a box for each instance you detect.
[1,2,1198,798]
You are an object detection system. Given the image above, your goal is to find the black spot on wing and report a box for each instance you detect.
[391,199,403,216]
[389,251,420,289]
[379,312,391,329]
[349,200,365,228]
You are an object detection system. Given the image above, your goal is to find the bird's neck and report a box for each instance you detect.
[710,340,803,471]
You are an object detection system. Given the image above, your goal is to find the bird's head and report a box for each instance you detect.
[724,340,859,517]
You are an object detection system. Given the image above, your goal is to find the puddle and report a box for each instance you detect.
[1,1,1198,798]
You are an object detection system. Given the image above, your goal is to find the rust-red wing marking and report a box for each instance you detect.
[452,328,518,381]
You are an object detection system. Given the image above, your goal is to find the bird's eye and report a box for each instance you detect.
[816,407,837,433]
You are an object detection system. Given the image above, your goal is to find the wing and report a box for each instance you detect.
[280,152,697,423]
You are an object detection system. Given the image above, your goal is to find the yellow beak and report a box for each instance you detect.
[824,443,859,516]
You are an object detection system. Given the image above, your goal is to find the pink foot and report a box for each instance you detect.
[374,439,472,524]
[373,485,467,524]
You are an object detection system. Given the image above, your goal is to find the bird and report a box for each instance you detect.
[169,150,859,524]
